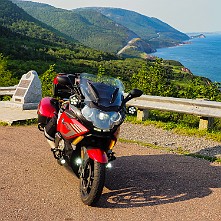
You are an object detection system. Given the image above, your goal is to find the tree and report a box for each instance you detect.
[40,64,57,97]
[131,59,176,97]
[0,53,17,87]
[97,64,105,77]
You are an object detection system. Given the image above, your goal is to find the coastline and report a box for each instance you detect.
[151,33,221,82]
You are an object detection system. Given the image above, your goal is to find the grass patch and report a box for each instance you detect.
[0,121,9,126]
[0,118,38,126]
[186,153,221,163]
[12,118,38,126]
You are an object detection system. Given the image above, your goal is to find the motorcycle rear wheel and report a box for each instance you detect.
[80,158,105,206]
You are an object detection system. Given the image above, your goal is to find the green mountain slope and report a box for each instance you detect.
[0,0,120,61]
[12,0,153,54]
[0,0,78,44]
[81,7,190,48]
[13,0,189,56]
[0,0,119,81]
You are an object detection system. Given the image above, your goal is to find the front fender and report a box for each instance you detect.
[87,149,108,164]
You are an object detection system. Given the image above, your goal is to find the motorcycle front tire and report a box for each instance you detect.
[80,158,105,206]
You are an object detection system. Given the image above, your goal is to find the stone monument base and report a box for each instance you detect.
[0,101,38,110]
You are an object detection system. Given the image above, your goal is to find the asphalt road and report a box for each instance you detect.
[1,126,221,221]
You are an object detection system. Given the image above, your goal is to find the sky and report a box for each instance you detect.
[27,0,221,33]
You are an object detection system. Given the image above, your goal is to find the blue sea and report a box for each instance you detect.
[152,33,221,82]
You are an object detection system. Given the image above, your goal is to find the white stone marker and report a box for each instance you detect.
[12,70,42,110]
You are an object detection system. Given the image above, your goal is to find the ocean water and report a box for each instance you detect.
[152,33,221,82]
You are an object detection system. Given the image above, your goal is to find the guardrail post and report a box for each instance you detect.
[137,109,149,121]
[199,116,214,130]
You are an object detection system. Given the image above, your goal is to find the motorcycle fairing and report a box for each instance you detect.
[87,148,108,163]
[57,112,89,139]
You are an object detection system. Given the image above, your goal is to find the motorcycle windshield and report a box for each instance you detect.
[80,73,124,110]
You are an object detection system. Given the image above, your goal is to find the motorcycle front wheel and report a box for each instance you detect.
[80,158,105,206]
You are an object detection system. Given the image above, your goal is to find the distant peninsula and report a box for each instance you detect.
[190,34,206,39]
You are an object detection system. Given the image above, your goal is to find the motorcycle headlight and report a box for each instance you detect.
[81,105,122,130]
[81,105,93,120]
[110,112,121,123]
[98,112,109,120]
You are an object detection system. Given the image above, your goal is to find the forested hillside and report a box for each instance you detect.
[13,0,189,56]
[0,0,121,83]
[0,0,76,43]
[84,7,190,48]
[12,0,151,54]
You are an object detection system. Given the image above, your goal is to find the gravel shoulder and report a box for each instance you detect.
[120,122,221,158]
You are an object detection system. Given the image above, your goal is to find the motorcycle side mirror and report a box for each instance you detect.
[121,88,143,108]
[129,89,143,99]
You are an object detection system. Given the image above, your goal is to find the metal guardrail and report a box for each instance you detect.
[0,85,219,129]
[0,85,17,96]
[126,94,220,130]
[126,94,221,118]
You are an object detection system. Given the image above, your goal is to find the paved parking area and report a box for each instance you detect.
[0,102,37,125]
[0,125,221,221]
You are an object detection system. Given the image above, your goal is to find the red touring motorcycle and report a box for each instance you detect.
[37,73,142,206]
